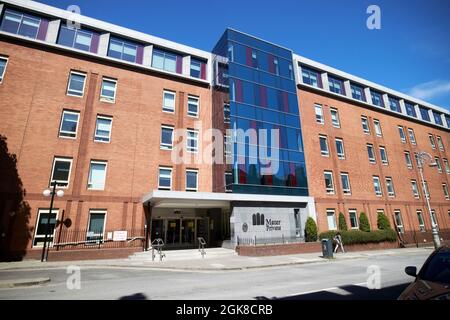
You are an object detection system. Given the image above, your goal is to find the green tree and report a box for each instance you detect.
[377,211,391,230]
[305,217,318,242]
[359,212,371,232]
[338,212,348,231]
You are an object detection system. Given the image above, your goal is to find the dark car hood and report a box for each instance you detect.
[398,279,450,300]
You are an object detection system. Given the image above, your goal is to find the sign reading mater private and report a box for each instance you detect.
[265,219,281,231]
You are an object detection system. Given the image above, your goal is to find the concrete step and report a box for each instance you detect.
[128,248,237,261]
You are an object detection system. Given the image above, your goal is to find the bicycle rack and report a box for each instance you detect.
[198,237,206,258]
[151,238,165,261]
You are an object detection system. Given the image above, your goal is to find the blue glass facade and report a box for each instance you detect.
[213,29,308,196]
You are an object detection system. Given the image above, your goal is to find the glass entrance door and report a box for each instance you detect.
[166,219,180,245]
[182,219,196,245]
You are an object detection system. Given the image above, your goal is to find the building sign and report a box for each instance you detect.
[265,219,281,231]
[113,230,127,241]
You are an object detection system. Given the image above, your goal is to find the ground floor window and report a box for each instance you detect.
[349,210,358,229]
[417,210,426,232]
[327,209,336,230]
[87,210,106,243]
[394,210,404,233]
[33,209,58,247]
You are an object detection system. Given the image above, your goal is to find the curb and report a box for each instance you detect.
[0,277,50,288]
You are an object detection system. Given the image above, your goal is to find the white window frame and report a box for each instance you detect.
[94,115,113,143]
[373,119,382,137]
[158,167,172,190]
[187,95,200,118]
[185,169,199,192]
[50,157,73,188]
[405,151,413,169]
[324,171,335,194]
[335,138,345,159]
[379,146,388,165]
[394,210,404,234]
[87,160,108,190]
[435,157,442,173]
[32,209,59,248]
[398,126,406,143]
[443,158,450,174]
[349,209,358,229]
[100,77,117,103]
[162,90,176,113]
[330,108,340,128]
[385,177,395,197]
[436,136,444,151]
[429,134,436,149]
[373,176,382,197]
[411,180,420,199]
[367,144,376,164]
[160,125,174,150]
[361,116,370,134]
[66,71,86,97]
[58,110,80,139]
[315,104,324,124]
[186,129,199,153]
[0,56,9,84]
[407,128,416,145]
[326,209,337,230]
[417,210,426,232]
[340,172,351,195]
[319,135,329,157]
[443,183,449,200]
[86,209,107,243]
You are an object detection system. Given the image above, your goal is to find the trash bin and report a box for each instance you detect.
[321,238,333,258]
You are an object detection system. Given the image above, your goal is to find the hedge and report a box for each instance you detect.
[377,212,391,230]
[359,212,371,232]
[338,212,348,231]
[319,229,397,245]
[305,217,318,242]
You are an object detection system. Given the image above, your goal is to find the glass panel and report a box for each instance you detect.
[108,39,123,59]
[53,160,71,182]
[74,31,92,51]
[101,80,116,98]
[89,163,106,189]
[161,127,173,146]
[164,54,176,73]
[57,26,75,47]
[163,92,175,111]
[68,73,85,95]
[18,15,40,39]
[61,112,78,135]
[186,171,197,190]
[122,43,137,62]
[1,11,21,34]
[152,51,164,69]
[88,214,105,233]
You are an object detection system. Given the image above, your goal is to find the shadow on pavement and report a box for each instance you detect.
[255,282,411,300]
[119,293,148,300]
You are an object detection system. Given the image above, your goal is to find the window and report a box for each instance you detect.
[414,152,420,167]
[58,25,96,52]
[108,37,140,63]
[431,210,439,230]
[435,157,442,173]
[319,135,329,156]
[224,103,230,123]
[411,180,419,198]
[324,171,335,194]
[328,76,344,95]
[419,106,431,122]
[394,211,404,233]
[87,160,107,190]
[388,97,400,112]
[152,49,178,73]
[187,129,198,153]
[350,84,365,101]
[158,167,172,190]
[58,110,79,138]
[326,209,337,230]
[67,71,86,97]
[33,209,58,247]
[225,172,233,192]
[373,119,382,137]
[370,90,384,107]
[330,108,340,128]
[385,177,395,197]
[186,169,198,191]
[407,128,416,145]
[361,116,370,133]
[315,104,324,124]
[86,210,106,243]
[405,151,413,169]
[379,146,388,165]
[187,95,199,117]
[443,183,449,200]
[163,90,176,113]
[0,57,8,83]
[50,157,72,188]
[340,173,351,195]
[433,111,443,125]
[429,134,436,149]
[424,180,430,198]
[443,158,450,174]
[100,78,117,102]
[367,144,376,163]
[94,116,112,143]
[373,176,382,196]
[349,210,358,229]
[436,136,444,151]
[301,67,320,87]
[417,210,425,232]
[160,126,174,150]
[224,134,231,156]
[1,9,42,39]
[398,126,406,143]
[190,58,203,78]
[335,138,345,159]
[405,102,417,118]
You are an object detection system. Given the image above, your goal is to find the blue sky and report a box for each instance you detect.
[36,0,450,110]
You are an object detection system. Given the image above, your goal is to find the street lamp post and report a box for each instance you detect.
[41,181,64,262]
[416,151,441,250]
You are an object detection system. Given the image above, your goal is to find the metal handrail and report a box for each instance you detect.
[151,238,165,261]
[198,237,206,258]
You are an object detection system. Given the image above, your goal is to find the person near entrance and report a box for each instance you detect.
[333,232,345,253]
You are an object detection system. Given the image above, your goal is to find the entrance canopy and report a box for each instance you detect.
[142,190,315,210]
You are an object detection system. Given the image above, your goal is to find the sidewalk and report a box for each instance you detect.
[0,246,434,272]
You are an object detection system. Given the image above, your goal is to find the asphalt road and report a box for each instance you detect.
[0,251,429,300]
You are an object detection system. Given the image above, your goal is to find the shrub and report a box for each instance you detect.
[359,212,371,232]
[305,217,318,242]
[377,212,391,230]
[338,212,348,231]
[319,229,397,245]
